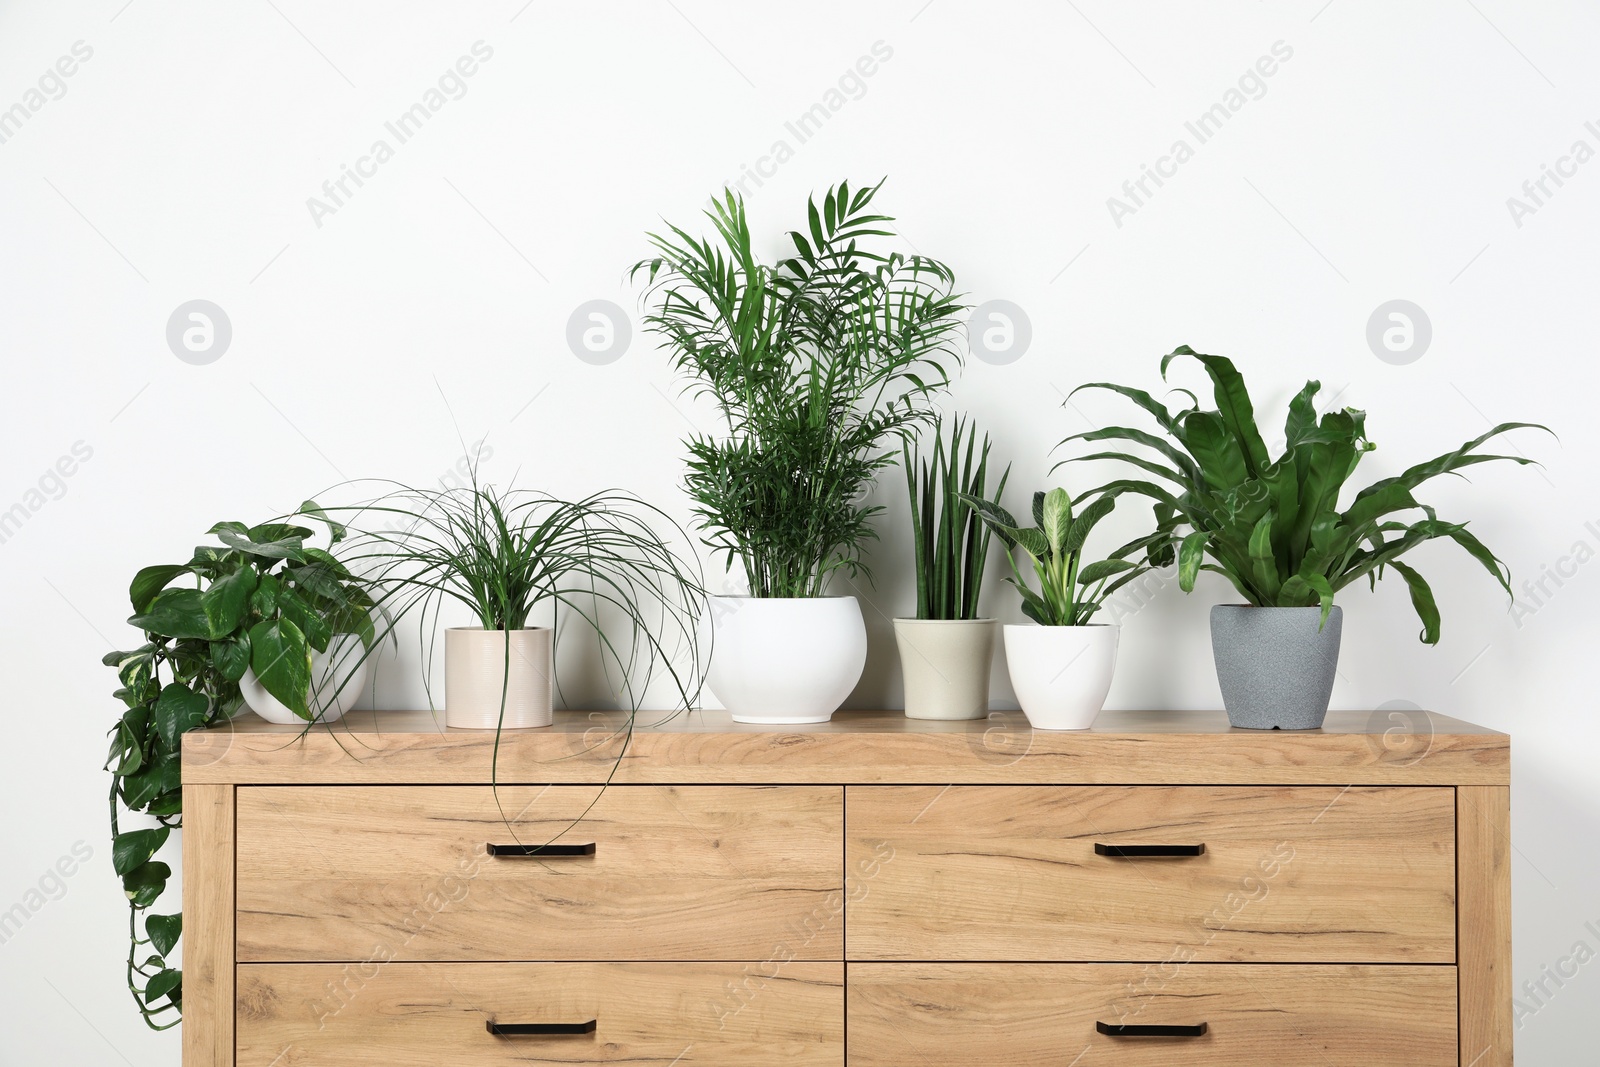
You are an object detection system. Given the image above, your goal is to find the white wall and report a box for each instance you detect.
[2,1,1597,1061]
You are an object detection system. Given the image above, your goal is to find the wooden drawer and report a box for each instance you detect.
[236,785,841,961]
[846,785,1454,962]
[237,961,844,1065]
[847,963,1457,1066]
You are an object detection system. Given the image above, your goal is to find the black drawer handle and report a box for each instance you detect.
[1098,1021,1208,1037]
[487,842,596,857]
[487,1019,598,1036]
[1094,842,1205,857]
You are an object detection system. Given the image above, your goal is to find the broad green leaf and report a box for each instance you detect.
[1178,411,1248,491]
[122,860,171,908]
[1011,527,1051,561]
[129,565,190,613]
[249,617,311,718]
[144,967,181,1006]
[201,565,257,637]
[1077,558,1137,585]
[299,499,347,543]
[1283,380,1322,448]
[246,522,314,545]
[214,525,305,562]
[1041,488,1073,556]
[250,573,280,617]
[113,827,170,877]
[145,913,182,957]
[1164,347,1271,477]
[119,754,180,812]
[1247,512,1281,602]
[1177,531,1208,592]
[210,634,251,682]
[1064,493,1115,556]
[153,682,210,749]
[128,587,211,640]
[276,586,333,654]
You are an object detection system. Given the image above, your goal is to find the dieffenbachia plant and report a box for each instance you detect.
[961,487,1151,625]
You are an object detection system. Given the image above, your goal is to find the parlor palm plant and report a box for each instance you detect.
[632,179,966,724]
[632,179,966,597]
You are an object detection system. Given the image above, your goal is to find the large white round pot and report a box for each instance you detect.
[444,627,554,730]
[707,596,866,725]
[241,633,369,725]
[1002,623,1119,731]
[894,618,996,720]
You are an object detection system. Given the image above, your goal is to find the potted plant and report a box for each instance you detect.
[102,507,377,1026]
[896,415,1010,719]
[341,475,706,731]
[1066,345,1548,729]
[964,488,1151,730]
[633,179,966,724]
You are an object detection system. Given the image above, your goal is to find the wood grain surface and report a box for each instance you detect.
[1458,785,1514,1067]
[847,962,1457,1066]
[846,785,1456,962]
[182,707,1509,786]
[181,784,234,1067]
[237,961,844,1066]
[235,784,842,962]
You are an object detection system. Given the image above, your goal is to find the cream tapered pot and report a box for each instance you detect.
[444,627,554,729]
[1002,623,1119,731]
[707,596,867,725]
[894,618,997,720]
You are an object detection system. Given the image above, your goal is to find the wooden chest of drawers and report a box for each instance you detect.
[182,708,1511,1066]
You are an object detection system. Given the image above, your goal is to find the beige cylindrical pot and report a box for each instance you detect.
[894,618,997,721]
[444,627,553,730]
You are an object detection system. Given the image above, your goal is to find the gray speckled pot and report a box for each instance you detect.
[1210,605,1343,730]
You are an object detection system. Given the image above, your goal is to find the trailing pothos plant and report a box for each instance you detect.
[102,508,376,1027]
[1064,346,1549,638]
[633,179,967,597]
[963,487,1152,625]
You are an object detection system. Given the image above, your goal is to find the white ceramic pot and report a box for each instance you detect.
[707,596,867,724]
[241,633,368,725]
[1002,623,1119,731]
[444,627,554,730]
[894,618,997,721]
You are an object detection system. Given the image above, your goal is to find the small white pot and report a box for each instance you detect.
[1002,623,1119,731]
[707,596,866,725]
[894,618,996,720]
[444,627,554,730]
[241,633,368,725]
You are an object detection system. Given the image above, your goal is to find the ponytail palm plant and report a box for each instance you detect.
[336,475,707,715]
[1064,346,1549,641]
[632,179,966,597]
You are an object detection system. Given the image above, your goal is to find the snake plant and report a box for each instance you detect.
[904,415,1009,620]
